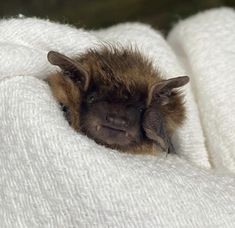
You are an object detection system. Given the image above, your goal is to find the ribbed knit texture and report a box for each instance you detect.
[0,8,235,227]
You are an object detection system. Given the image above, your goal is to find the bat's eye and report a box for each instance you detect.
[139,107,145,113]
[59,102,68,113]
[87,95,95,104]
[123,95,128,100]
[59,102,71,124]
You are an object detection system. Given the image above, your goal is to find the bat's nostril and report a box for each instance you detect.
[123,119,129,127]
[106,115,114,123]
[121,120,126,125]
[118,119,128,127]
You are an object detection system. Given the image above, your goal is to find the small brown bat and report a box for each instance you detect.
[46,46,189,155]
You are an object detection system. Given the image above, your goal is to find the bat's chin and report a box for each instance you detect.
[87,124,139,149]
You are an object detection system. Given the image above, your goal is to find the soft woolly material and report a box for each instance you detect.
[168,7,235,173]
[0,8,235,228]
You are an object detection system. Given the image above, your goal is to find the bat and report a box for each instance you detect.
[46,46,189,155]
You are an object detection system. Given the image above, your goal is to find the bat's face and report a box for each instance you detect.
[47,49,189,153]
[79,84,147,149]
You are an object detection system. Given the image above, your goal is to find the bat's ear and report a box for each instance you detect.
[47,51,90,91]
[148,76,189,105]
[143,110,175,154]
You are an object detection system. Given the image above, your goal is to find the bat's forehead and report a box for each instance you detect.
[80,46,159,90]
[89,79,148,106]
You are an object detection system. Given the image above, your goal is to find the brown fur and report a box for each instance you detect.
[46,74,81,131]
[46,46,188,155]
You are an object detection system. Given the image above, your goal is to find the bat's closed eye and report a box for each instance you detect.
[87,94,95,104]
[59,102,68,113]
[59,102,71,125]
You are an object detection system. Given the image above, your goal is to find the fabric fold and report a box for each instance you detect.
[168,7,235,173]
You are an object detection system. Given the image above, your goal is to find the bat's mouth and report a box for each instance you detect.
[100,125,129,136]
[93,124,134,147]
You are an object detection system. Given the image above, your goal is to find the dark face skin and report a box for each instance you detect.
[79,84,146,150]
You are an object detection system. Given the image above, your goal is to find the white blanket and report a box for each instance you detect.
[168,7,235,173]
[0,8,235,228]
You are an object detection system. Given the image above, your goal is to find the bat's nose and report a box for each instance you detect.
[106,113,129,128]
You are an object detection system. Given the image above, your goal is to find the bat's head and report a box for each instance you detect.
[47,47,189,152]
